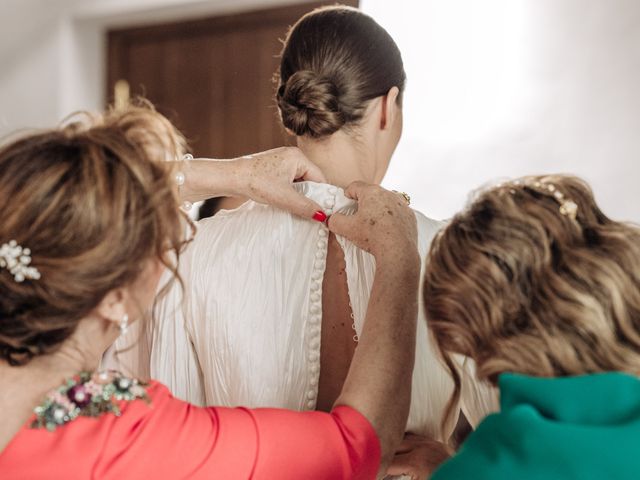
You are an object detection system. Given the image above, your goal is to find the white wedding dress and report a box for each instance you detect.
[113,182,497,443]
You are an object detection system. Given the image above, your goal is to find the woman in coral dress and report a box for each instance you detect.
[0,105,421,479]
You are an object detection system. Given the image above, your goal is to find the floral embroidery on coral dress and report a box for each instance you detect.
[31,370,148,431]
[1,371,380,479]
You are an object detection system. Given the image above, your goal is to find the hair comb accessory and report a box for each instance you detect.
[531,180,579,220]
[0,240,41,283]
[499,179,578,220]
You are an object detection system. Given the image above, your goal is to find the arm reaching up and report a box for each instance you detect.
[328,182,421,475]
[173,146,328,220]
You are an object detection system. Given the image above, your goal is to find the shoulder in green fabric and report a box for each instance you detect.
[432,372,640,480]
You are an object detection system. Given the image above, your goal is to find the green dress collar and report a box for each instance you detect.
[433,372,640,480]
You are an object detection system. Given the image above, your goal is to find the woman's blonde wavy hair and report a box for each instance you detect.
[424,174,640,433]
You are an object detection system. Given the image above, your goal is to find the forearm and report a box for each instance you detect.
[171,158,244,203]
[334,250,420,471]
[169,147,327,220]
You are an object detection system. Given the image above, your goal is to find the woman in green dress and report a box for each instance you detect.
[422,175,640,480]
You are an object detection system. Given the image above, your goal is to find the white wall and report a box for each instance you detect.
[363,0,640,221]
[1,0,639,220]
[0,0,315,134]
[0,0,69,133]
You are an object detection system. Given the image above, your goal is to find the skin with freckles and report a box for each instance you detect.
[179,146,328,220]
[386,434,454,479]
[327,181,420,476]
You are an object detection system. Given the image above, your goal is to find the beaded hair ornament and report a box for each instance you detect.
[498,178,579,220]
[0,240,40,283]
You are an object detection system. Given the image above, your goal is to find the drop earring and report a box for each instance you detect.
[119,314,129,336]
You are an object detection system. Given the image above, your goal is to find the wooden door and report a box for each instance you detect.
[107,1,359,159]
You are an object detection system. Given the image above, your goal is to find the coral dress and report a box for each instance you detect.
[0,380,380,479]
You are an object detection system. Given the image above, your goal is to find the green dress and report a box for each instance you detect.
[432,372,640,480]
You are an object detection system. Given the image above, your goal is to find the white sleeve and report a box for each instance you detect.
[411,212,499,433]
[459,356,500,428]
[148,251,206,406]
[406,212,460,440]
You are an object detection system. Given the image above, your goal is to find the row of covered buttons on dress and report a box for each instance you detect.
[305,186,339,409]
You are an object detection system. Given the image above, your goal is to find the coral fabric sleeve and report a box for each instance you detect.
[249,405,380,479]
[0,381,381,480]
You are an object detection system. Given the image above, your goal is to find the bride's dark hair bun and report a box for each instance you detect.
[277,70,346,138]
[277,6,406,138]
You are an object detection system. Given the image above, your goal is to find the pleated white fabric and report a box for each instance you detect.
[111,182,497,441]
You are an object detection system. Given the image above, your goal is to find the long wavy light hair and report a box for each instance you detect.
[424,174,640,432]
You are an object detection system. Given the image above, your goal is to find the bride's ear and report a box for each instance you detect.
[380,86,401,131]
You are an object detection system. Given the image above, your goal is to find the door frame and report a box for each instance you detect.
[107,0,359,105]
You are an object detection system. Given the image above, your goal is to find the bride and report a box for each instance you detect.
[116,5,496,474]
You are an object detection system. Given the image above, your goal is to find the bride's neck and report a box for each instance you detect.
[297,132,376,188]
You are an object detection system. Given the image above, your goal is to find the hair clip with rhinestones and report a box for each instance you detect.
[0,240,41,283]
[498,179,579,220]
[531,181,579,220]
